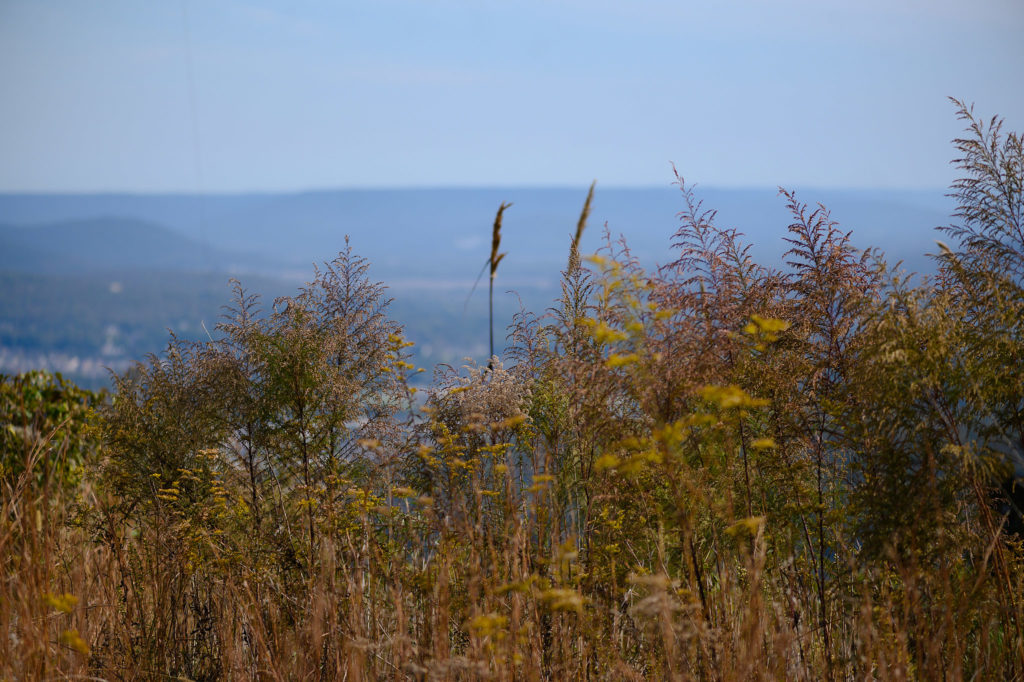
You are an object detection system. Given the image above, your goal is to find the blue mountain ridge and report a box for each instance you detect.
[0,187,955,283]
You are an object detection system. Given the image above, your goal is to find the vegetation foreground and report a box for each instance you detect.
[3,102,1024,680]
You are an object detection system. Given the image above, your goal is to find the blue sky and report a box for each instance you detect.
[1,0,1021,192]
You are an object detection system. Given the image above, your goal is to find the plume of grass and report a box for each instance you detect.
[489,202,512,368]
[569,180,596,275]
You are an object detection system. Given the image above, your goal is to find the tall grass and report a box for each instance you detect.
[2,101,1023,680]
[3,388,1021,680]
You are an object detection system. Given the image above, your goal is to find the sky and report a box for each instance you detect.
[0,0,1022,193]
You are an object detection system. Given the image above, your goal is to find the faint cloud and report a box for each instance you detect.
[227,1,323,39]
[347,63,484,87]
[454,235,484,251]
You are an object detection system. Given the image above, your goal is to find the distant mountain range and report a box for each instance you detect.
[0,186,956,388]
[0,217,269,274]
[0,187,954,283]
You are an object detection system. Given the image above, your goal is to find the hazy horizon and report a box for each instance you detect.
[0,182,954,197]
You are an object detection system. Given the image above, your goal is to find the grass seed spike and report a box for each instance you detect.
[489,201,512,369]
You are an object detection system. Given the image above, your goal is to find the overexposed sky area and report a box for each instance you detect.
[1,0,1022,192]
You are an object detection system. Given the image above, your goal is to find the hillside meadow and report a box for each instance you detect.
[2,102,1023,680]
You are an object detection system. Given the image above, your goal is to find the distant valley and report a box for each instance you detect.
[0,186,954,388]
